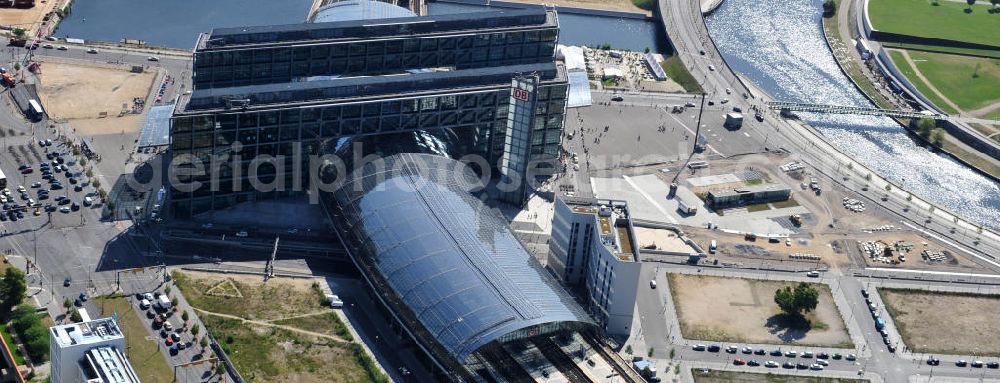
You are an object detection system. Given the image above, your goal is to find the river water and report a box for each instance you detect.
[427,2,666,53]
[706,0,1000,229]
[55,0,314,49]
[55,0,665,53]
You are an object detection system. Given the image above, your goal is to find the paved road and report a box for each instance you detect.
[632,0,1000,381]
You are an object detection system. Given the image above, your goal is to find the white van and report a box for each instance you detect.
[83,196,93,206]
[709,240,718,254]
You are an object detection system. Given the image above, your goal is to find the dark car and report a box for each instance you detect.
[707,345,721,352]
[20,167,33,174]
[74,298,82,307]
[51,183,63,190]
[782,362,794,369]
[160,330,168,339]
[972,361,984,368]
[746,360,760,367]
[146,310,156,319]
[770,349,783,356]
[795,363,808,370]
[58,198,71,205]
[63,277,71,287]
[927,356,940,366]
[956,360,968,367]
[68,177,77,184]
[79,293,88,302]
[861,289,869,298]
[74,185,84,192]
[611,96,623,102]
[988,362,999,369]
[45,204,56,212]
[71,202,80,211]
[170,333,181,342]
[817,352,829,359]
[754,348,766,355]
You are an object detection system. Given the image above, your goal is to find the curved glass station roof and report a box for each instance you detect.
[329,153,593,362]
[310,0,416,23]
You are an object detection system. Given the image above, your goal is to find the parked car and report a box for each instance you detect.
[140,299,151,309]
[692,344,706,351]
[764,361,778,368]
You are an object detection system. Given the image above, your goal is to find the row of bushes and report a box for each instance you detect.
[349,343,390,383]
[9,305,48,363]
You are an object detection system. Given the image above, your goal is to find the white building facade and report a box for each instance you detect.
[49,317,140,383]
[547,198,641,336]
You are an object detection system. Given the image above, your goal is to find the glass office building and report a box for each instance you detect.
[169,6,568,217]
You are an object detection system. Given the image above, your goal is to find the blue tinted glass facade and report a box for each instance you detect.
[326,153,594,363]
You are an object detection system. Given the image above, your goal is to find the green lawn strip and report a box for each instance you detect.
[660,55,703,93]
[868,0,1000,48]
[886,50,959,115]
[907,51,1000,112]
[885,42,1000,60]
[769,198,800,209]
[95,297,174,383]
[0,324,25,365]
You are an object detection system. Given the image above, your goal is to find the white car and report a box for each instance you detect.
[235,231,248,237]
[143,293,154,301]
[807,271,820,278]
[86,48,98,54]
[708,65,716,71]
[56,46,68,51]
[42,44,53,49]
[139,299,151,309]
[147,56,159,62]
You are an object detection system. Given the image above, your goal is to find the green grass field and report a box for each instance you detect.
[887,50,959,114]
[869,0,1000,49]
[660,55,703,93]
[95,297,174,383]
[908,51,1000,112]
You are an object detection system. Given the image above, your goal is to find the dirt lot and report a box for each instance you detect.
[668,273,852,347]
[692,369,867,383]
[0,0,63,36]
[172,270,326,321]
[880,288,1000,356]
[37,61,155,123]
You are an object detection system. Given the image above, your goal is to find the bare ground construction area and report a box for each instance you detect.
[0,0,63,35]
[36,61,155,133]
[668,273,851,347]
[880,288,1000,356]
[172,270,383,383]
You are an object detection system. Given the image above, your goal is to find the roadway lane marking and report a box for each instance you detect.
[867,267,1000,279]
[667,113,724,156]
[743,132,751,138]
[900,220,1000,269]
[622,175,677,224]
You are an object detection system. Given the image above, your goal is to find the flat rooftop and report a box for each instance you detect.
[196,8,556,50]
[50,317,123,348]
[176,62,566,114]
[568,198,637,261]
[82,346,141,383]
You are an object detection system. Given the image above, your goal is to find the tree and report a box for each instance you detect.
[181,310,189,322]
[63,298,72,310]
[70,309,82,323]
[967,0,976,9]
[625,344,633,354]
[774,282,819,317]
[11,28,25,38]
[191,323,200,337]
[932,129,944,146]
[823,0,837,16]
[200,336,209,350]
[0,268,27,312]
[916,118,935,138]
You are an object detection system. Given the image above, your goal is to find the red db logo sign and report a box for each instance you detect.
[513,88,529,101]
